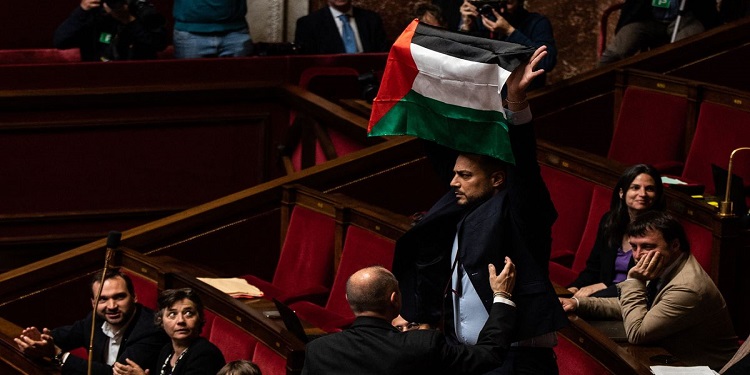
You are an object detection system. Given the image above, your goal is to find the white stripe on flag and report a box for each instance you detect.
[409,43,513,113]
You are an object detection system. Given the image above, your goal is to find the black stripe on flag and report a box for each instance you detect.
[411,23,536,70]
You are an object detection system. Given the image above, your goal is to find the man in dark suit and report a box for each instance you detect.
[302,260,517,375]
[14,268,168,374]
[392,46,567,374]
[294,0,390,54]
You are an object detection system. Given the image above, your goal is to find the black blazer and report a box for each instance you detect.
[154,337,225,375]
[302,302,516,375]
[294,6,390,54]
[393,123,567,342]
[52,304,170,375]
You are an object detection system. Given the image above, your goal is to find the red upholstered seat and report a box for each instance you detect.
[682,102,750,201]
[549,185,612,287]
[608,87,688,174]
[242,205,336,304]
[680,219,713,274]
[123,270,158,310]
[554,334,612,375]
[201,309,217,339]
[542,165,594,264]
[208,314,258,362]
[252,342,287,375]
[290,225,396,332]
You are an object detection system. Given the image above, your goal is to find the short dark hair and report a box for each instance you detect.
[346,266,398,315]
[459,153,507,177]
[90,268,135,298]
[626,211,690,253]
[217,360,262,375]
[154,288,206,332]
[414,2,445,26]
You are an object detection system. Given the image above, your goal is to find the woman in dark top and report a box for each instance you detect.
[113,288,225,375]
[567,164,664,297]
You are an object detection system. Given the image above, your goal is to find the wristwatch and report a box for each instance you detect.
[52,351,66,367]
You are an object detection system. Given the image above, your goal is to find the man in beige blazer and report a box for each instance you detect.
[561,211,738,370]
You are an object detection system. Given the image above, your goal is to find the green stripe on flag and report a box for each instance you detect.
[369,90,515,165]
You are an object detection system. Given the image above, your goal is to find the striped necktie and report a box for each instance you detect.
[338,14,357,53]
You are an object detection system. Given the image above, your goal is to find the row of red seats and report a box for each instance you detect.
[608,71,750,202]
[241,194,400,333]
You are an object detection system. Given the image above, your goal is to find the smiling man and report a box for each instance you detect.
[562,211,738,370]
[14,269,168,374]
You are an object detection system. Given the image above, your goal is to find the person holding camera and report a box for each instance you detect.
[53,0,167,62]
[458,0,556,90]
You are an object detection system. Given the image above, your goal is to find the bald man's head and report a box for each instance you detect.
[346,266,400,317]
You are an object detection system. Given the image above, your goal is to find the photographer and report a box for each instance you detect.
[53,0,167,61]
[458,0,556,90]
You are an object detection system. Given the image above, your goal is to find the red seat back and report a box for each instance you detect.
[272,205,336,294]
[209,315,258,362]
[682,102,750,197]
[541,165,594,262]
[572,186,614,275]
[680,219,713,274]
[252,342,287,375]
[608,87,688,171]
[326,225,396,318]
[123,270,158,310]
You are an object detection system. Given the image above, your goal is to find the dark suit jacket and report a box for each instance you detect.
[52,304,169,375]
[294,6,389,54]
[393,122,567,343]
[302,302,516,375]
[154,337,225,375]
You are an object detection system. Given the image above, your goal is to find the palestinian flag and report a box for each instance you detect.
[368,19,535,164]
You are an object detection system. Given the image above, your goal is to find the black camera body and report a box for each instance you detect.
[103,0,149,16]
[469,0,508,17]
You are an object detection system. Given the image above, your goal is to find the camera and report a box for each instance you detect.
[103,0,149,16]
[468,0,508,17]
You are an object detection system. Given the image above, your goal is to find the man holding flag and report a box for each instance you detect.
[371,20,567,374]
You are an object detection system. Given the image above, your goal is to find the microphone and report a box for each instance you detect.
[106,231,122,250]
[719,147,750,217]
[88,230,121,375]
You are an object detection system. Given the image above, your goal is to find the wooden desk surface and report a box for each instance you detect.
[242,298,327,337]
[0,316,61,375]
[339,98,372,118]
